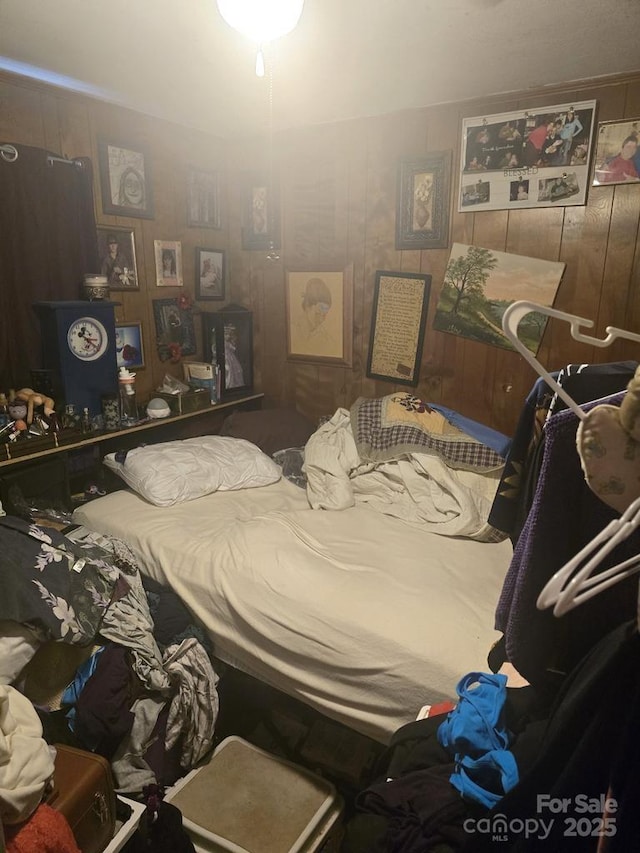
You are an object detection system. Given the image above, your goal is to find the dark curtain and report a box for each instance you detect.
[0,143,99,391]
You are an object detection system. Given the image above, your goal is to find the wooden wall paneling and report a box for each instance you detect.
[359,113,403,401]
[335,120,366,408]
[598,183,640,365]
[0,77,46,145]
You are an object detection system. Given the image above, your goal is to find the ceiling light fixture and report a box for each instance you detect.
[216,0,305,77]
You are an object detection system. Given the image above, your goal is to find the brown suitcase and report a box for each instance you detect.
[48,744,117,853]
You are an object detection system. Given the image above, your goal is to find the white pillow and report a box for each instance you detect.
[103,435,281,506]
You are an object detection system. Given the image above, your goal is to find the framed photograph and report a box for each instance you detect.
[458,100,597,211]
[115,322,145,370]
[96,226,139,290]
[285,265,353,366]
[97,139,154,219]
[396,151,452,249]
[195,248,226,300]
[187,168,222,228]
[201,305,253,400]
[592,118,640,186]
[242,173,281,251]
[152,298,196,361]
[154,240,183,287]
[366,271,431,386]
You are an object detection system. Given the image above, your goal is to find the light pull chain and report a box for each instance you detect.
[266,54,280,261]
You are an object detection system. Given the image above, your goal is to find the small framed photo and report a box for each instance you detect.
[196,248,226,300]
[153,298,196,361]
[187,168,222,228]
[592,118,640,186]
[396,152,452,249]
[154,240,183,287]
[242,173,280,251]
[96,226,139,290]
[367,270,431,386]
[285,265,353,366]
[97,139,154,219]
[115,322,145,370]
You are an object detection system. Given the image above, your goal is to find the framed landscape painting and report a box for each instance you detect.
[432,243,565,354]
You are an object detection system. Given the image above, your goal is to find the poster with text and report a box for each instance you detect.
[458,100,597,212]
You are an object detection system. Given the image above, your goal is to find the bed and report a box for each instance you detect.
[73,395,514,744]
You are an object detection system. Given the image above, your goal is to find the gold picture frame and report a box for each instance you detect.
[286,265,353,366]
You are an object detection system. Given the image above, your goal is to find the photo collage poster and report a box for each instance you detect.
[459,100,597,212]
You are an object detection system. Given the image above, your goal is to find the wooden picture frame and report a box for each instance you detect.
[366,270,431,386]
[97,139,154,219]
[396,152,451,249]
[153,298,196,360]
[154,240,183,287]
[187,168,222,228]
[201,305,253,400]
[592,117,640,186]
[195,248,226,300]
[115,322,145,370]
[241,173,281,251]
[96,226,139,290]
[285,265,353,366]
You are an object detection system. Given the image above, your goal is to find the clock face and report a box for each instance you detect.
[67,317,109,361]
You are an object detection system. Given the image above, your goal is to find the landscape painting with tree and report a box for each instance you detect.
[432,243,565,353]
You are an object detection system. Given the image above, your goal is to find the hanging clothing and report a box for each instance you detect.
[488,362,638,545]
[495,394,640,688]
[464,620,640,852]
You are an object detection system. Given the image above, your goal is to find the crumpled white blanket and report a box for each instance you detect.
[304,408,503,540]
[0,685,54,824]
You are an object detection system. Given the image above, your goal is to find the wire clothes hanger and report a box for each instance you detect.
[501,300,640,421]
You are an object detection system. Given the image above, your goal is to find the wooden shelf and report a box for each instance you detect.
[0,393,264,470]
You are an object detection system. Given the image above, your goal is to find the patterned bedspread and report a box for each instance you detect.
[350,393,505,471]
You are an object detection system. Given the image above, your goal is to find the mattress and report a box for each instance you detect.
[74,478,512,743]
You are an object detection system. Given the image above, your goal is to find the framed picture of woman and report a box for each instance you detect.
[98,139,154,219]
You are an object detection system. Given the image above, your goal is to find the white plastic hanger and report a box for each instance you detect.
[502,301,640,618]
[501,300,640,422]
[536,495,640,616]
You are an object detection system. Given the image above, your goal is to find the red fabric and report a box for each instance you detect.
[4,803,81,853]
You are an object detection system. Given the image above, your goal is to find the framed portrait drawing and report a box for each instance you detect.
[96,226,139,290]
[201,305,253,401]
[241,173,281,251]
[153,298,196,361]
[115,322,145,370]
[285,265,353,366]
[187,168,222,228]
[367,271,431,386]
[396,152,452,249]
[195,248,226,300]
[154,240,183,287]
[592,118,640,186]
[458,100,597,211]
[98,140,154,219]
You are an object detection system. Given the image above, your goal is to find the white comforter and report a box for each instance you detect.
[305,408,504,540]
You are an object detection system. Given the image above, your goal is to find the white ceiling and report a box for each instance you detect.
[1,0,639,140]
